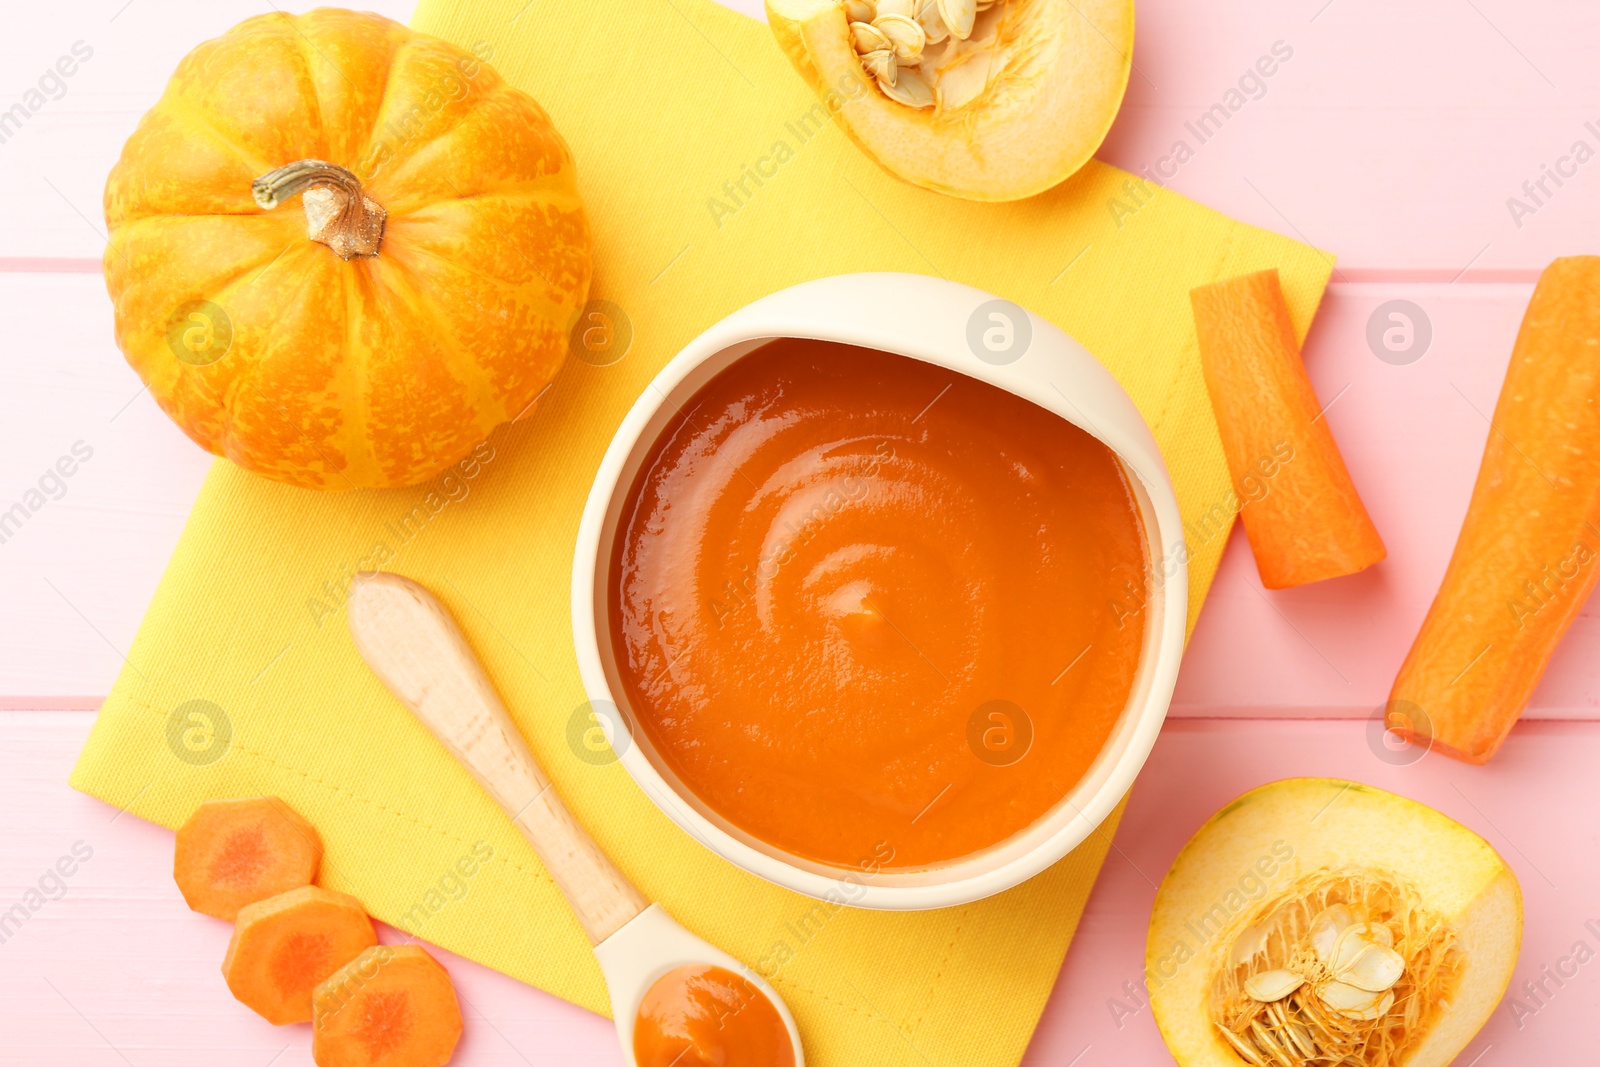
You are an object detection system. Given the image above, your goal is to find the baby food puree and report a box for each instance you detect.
[634,965,794,1067]
[610,339,1148,868]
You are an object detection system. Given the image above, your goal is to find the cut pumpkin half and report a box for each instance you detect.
[1149,779,1520,1067]
[766,0,1134,200]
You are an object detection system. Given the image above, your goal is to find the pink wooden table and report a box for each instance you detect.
[5,1,1598,1063]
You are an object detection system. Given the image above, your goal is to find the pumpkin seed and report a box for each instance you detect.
[1215,1022,1268,1066]
[910,0,949,42]
[937,0,976,39]
[873,12,926,59]
[878,66,934,108]
[1330,926,1370,973]
[1317,979,1383,1015]
[851,20,892,54]
[847,0,1003,108]
[860,49,897,84]
[1309,904,1355,967]
[1281,1019,1317,1059]
[1248,1021,1297,1067]
[1243,970,1306,1003]
[1339,988,1395,1022]
[1337,942,1407,992]
[1208,867,1465,1067]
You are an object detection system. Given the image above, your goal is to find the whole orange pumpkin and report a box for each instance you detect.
[103,9,592,489]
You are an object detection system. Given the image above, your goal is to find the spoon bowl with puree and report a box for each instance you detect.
[347,571,802,1067]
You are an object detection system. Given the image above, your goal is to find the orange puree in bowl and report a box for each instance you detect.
[634,965,794,1067]
[610,339,1149,867]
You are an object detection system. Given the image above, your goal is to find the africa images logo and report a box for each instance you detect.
[166,700,232,766]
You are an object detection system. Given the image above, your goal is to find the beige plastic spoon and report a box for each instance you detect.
[346,571,804,1066]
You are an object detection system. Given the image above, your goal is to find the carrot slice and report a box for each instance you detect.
[223,885,377,1024]
[1191,269,1386,588]
[174,797,323,920]
[1389,256,1600,764]
[313,945,463,1067]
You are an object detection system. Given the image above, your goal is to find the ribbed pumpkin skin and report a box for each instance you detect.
[103,9,592,489]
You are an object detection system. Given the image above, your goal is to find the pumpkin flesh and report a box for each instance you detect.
[1148,779,1521,1067]
[766,0,1134,201]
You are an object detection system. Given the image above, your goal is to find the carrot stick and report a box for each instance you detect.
[1388,256,1600,764]
[1191,269,1386,589]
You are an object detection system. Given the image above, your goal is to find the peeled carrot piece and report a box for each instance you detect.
[223,885,377,1024]
[1389,256,1600,764]
[1191,269,1386,588]
[174,797,322,920]
[313,945,463,1067]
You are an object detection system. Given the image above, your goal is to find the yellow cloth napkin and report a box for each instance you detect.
[72,0,1332,1062]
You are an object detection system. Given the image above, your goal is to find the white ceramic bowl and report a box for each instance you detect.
[572,273,1187,910]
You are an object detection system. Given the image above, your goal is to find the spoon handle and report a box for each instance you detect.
[347,571,648,945]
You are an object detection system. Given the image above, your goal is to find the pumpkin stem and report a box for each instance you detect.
[252,160,386,260]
